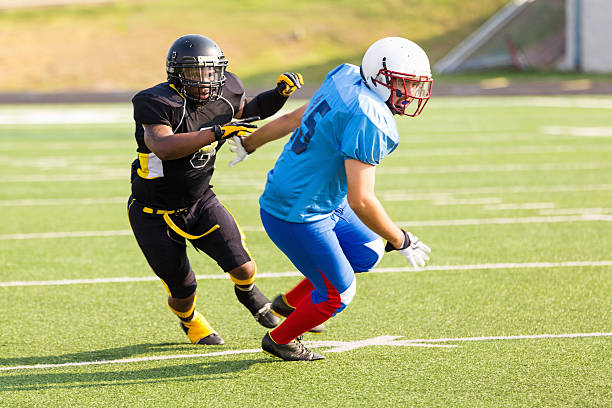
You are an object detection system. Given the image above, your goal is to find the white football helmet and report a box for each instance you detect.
[361,37,433,116]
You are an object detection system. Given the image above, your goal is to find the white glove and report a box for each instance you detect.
[385,230,431,269]
[228,136,250,167]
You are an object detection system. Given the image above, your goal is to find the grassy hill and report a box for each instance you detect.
[0,0,511,92]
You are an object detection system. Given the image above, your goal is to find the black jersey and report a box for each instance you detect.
[130,72,246,209]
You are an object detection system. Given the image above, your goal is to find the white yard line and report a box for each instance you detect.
[2,183,610,207]
[381,183,612,201]
[390,144,612,157]
[401,332,612,343]
[1,260,610,288]
[541,126,612,137]
[2,214,611,241]
[376,162,612,175]
[0,230,134,240]
[483,202,556,211]
[539,208,612,215]
[2,161,610,183]
[0,197,127,206]
[1,332,609,371]
[396,214,612,226]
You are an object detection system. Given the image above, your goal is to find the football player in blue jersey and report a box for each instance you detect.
[229,37,433,360]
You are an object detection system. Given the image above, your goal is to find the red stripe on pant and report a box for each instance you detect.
[270,270,341,344]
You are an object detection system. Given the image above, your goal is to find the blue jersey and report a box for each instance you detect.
[259,63,399,223]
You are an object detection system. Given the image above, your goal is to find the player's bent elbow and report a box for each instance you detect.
[346,194,369,215]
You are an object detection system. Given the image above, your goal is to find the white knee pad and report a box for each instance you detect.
[363,238,385,270]
[339,278,357,307]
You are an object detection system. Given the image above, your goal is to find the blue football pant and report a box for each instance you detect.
[260,201,384,317]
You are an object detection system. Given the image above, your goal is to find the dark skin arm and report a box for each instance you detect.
[143,92,262,161]
[143,124,219,161]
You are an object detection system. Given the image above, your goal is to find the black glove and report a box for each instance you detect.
[276,72,304,96]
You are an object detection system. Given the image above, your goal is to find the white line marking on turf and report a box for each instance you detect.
[1,260,610,287]
[483,202,556,211]
[4,161,610,183]
[404,333,612,343]
[3,214,611,241]
[0,230,133,240]
[539,208,612,215]
[542,126,612,137]
[3,184,610,207]
[433,97,612,110]
[1,333,610,371]
[377,162,612,175]
[0,107,132,125]
[380,184,612,201]
[0,197,127,206]
[390,144,612,157]
[397,214,612,227]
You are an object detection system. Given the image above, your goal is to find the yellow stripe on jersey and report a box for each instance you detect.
[136,152,164,179]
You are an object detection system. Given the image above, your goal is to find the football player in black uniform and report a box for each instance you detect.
[128,34,304,345]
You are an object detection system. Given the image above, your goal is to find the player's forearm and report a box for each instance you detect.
[145,129,217,160]
[348,194,404,248]
[243,104,307,151]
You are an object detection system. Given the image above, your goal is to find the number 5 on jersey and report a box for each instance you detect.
[290,100,331,154]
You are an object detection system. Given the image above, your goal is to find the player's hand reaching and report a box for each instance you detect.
[385,230,431,269]
[276,72,304,96]
[212,116,260,141]
[228,135,255,167]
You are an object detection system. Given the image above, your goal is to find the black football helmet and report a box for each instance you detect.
[166,34,228,105]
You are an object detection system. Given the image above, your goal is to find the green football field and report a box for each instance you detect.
[0,97,610,407]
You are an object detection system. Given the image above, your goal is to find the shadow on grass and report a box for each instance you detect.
[0,359,269,391]
[0,343,273,391]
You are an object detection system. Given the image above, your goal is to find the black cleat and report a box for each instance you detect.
[261,332,324,361]
[271,294,326,333]
[193,332,225,345]
[271,294,294,317]
[234,285,281,328]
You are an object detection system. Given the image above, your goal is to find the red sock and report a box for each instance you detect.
[284,278,314,307]
[270,295,330,344]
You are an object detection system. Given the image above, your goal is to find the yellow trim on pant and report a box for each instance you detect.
[128,198,136,214]
[163,213,220,240]
[230,271,256,286]
[160,278,172,296]
[218,200,252,258]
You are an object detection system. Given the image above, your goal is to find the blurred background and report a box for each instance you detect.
[1,0,611,101]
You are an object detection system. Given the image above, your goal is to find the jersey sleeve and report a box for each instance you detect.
[132,93,173,126]
[223,71,247,114]
[340,114,396,165]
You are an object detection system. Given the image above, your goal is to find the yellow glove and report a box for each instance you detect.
[213,116,260,141]
[276,72,304,96]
